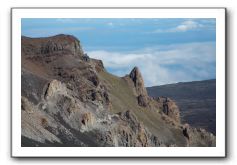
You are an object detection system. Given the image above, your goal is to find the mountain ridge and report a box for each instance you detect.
[147,79,216,88]
[21,34,216,147]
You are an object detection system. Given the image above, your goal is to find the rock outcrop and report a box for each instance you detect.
[137,94,149,107]
[126,67,180,122]
[96,110,163,147]
[44,79,67,100]
[162,98,180,123]
[154,97,181,123]
[127,67,150,107]
[129,66,148,96]
[21,96,34,113]
[22,34,84,58]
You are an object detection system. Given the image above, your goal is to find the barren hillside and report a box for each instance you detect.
[21,34,215,147]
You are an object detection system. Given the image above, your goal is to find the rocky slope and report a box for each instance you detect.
[147,80,216,135]
[21,34,215,147]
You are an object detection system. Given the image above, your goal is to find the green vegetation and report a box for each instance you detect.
[99,71,186,145]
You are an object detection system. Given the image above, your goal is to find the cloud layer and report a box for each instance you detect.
[88,42,216,87]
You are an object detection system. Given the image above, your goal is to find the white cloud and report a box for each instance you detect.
[174,20,203,32]
[153,20,204,33]
[88,42,216,86]
[107,22,114,26]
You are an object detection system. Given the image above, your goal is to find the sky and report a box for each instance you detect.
[22,18,216,86]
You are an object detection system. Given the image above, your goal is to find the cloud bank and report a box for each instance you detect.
[88,42,216,87]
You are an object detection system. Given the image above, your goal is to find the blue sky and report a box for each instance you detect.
[22,18,216,86]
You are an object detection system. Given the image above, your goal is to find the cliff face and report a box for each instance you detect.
[21,35,215,147]
[22,34,84,57]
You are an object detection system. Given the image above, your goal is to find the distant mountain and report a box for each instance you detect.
[147,79,216,135]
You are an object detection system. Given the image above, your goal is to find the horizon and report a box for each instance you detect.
[22,18,216,86]
[146,78,216,88]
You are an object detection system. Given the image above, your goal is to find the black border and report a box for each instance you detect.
[11,7,227,158]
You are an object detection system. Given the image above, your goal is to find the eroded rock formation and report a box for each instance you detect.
[21,34,215,147]
[22,34,84,58]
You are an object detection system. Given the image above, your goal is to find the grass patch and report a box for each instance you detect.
[98,71,186,146]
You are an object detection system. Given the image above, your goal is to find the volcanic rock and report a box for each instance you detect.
[137,94,149,107]
[21,96,34,113]
[21,34,215,147]
[22,34,84,58]
[44,79,67,100]
[155,97,180,123]
[129,66,148,96]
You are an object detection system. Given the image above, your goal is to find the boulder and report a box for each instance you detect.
[44,79,66,100]
[80,112,95,131]
[21,96,34,113]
